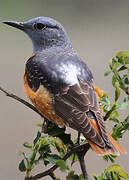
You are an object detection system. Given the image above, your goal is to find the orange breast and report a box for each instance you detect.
[24,73,65,126]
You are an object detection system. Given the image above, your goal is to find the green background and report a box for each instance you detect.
[0,0,129,179]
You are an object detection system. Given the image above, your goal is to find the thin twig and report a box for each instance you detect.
[0,86,44,118]
[77,144,90,180]
[0,85,90,179]
[25,143,90,180]
[49,172,56,180]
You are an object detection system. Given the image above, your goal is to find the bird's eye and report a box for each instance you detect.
[33,23,46,31]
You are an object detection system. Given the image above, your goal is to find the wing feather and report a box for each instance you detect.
[54,77,111,148]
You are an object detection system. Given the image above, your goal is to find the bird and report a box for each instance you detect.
[3,17,126,155]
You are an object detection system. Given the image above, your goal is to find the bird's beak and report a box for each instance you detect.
[3,21,25,31]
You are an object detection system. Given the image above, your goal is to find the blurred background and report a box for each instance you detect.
[0,0,129,179]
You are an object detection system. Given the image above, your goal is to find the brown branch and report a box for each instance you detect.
[77,144,90,180]
[25,143,90,180]
[0,85,90,179]
[103,110,112,121]
[25,150,73,180]
[0,86,44,118]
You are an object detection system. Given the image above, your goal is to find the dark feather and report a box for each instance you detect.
[25,51,111,148]
[54,77,112,148]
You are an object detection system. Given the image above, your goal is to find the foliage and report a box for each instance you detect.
[18,51,129,179]
[66,171,85,180]
[19,127,70,178]
[93,164,128,180]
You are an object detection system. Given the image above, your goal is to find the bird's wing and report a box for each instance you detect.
[54,77,111,148]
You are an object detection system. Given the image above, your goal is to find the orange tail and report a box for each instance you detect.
[88,120,126,156]
[87,134,126,156]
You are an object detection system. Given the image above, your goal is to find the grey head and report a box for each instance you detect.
[3,16,72,53]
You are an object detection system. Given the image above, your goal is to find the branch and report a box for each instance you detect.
[103,104,117,121]
[109,63,129,96]
[77,144,90,180]
[0,85,91,179]
[25,143,90,180]
[0,86,44,118]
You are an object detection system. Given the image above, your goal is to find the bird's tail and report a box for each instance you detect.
[87,120,126,155]
[87,133,126,156]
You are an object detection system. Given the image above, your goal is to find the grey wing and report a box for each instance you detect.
[54,77,112,148]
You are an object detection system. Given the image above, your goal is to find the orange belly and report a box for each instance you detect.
[24,73,65,126]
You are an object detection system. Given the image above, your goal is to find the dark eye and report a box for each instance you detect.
[34,23,46,31]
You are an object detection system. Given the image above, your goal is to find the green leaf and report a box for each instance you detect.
[69,153,78,163]
[23,142,32,149]
[118,65,127,71]
[47,122,65,136]
[93,174,104,180]
[103,154,117,163]
[112,75,117,87]
[100,94,111,112]
[106,164,129,179]
[124,76,129,85]
[125,115,129,123]
[19,159,26,172]
[48,136,66,155]
[119,57,129,65]
[104,70,111,76]
[46,154,61,164]
[94,164,128,180]
[112,58,121,69]
[118,96,129,110]
[18,151,24,156]
[115,51,129,58]
[38,137,51,154]
[33,159,40,165]
[109,110,120,123]
[103,172,109,180]
[58,133,71,145]
[56,159,69,172]
[44,160,49,166]
[110,171,119,180]
[79,174,85,180]
[47,122,71,144]
[36,123,43,127]
[112,120,129,141]
[39,137,50,147]
[93,175,101,180]
[18,151,27,160]
[114,82,121,102]
[33,131,41,145]
[66,171,80,180]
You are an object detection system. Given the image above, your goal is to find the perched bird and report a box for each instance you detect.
[3,17,126,155]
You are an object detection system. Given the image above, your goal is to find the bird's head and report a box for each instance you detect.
[3,16,71,52]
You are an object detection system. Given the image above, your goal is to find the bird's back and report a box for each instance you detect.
[25,47,94,94]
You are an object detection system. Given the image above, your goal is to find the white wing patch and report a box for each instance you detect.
[59,63,80,85]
